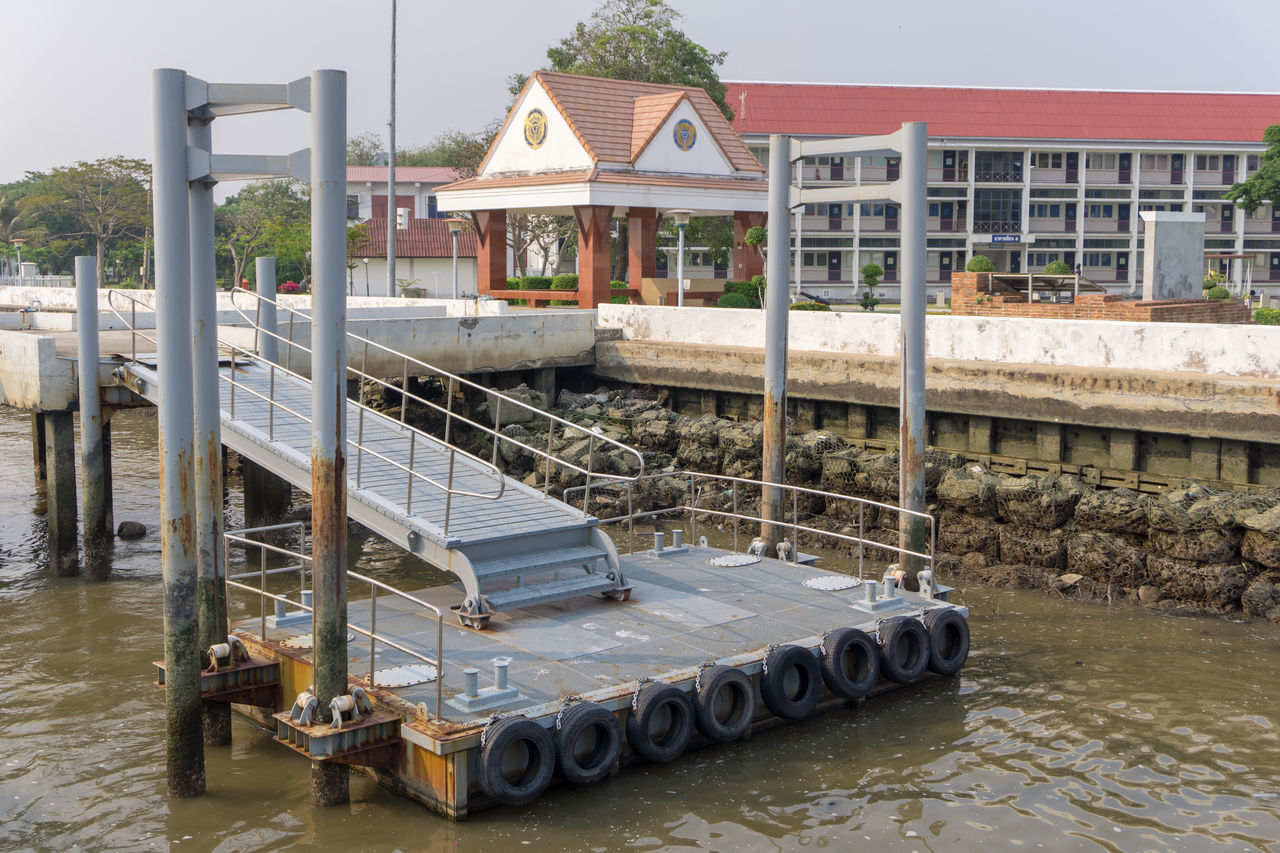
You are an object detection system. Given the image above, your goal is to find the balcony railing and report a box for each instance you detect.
[972,220,1021,234]
[973,168,1023,182]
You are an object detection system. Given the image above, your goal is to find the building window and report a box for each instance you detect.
[1248,155,1260,172]
[974,151,1023,182]
[1140,154,1170,171]
[973,188,1021,233]
[1083,253,1113,267]
[1195,155,1221,171]
[1032,152,1063,169]
[346,195,360,219]
[1085,204,1114,219]
[1086,153,1117,170]
[860,203,886,217]
[427,195,440,218]
[1030,204,1061,218]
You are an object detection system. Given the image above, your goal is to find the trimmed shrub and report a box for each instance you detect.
[744,225,766,247]
[609,280,629,304]
[789,301,830,311]
[1206,285,1231,299]
[859,291,881,312]
[521,275,553,290]
[860,262,883,290]
[1043,260,1071,275]
[722,279,763,308]
[718,292,752,308]
[966,255,995,272]
[550,273,578,305]
[1254,307,1280,325]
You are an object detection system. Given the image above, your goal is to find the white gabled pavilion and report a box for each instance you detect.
[435,71,769,307]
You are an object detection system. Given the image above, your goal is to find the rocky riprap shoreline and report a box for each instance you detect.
[371,381,1280,623]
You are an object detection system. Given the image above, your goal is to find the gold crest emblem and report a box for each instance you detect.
[673,119,696,151]
[523,108,548,149]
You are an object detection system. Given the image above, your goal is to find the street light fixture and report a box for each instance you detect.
[363,257,370,295]
[668,209,693,307]
[11,237,25,285]
[446,218,465,299]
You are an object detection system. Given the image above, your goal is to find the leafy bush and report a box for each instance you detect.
[609,280,629,304]
[549,273,578,305]
[718,292,752,308]
[744,225,766,247]
[860,291,881,312]
[1043,260,1071,275]
[521,275,554,290]
[1206,285,1231,299]
[1204,270,1227,290]
[789,301,830,311]
[965,255,995,272]
[860,262,883,290]
[722,279,763,308]
[1254,307,1280,325]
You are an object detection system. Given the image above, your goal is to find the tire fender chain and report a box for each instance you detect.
[694,661,717,694]
[479,711,508,750]
[554,695,584,732]
[630,676,656,713]
[761,643,780,677]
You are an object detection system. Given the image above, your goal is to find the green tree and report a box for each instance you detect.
[861,262,884,290]
[21,157,150,288]
[1225,125,1280,212]
[215,180,309,289]
[539,0,732,120]
[346,131,385,166]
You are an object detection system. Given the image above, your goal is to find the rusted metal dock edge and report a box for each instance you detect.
[230,545,966,819]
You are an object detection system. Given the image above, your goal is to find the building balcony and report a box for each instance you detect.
[1193,170,1235,186]
[972,169,1024,183]
[1245,219,1280,234]
[1138,172,1181,186]
[1029,219,1075,234]
[1084,219,1131,233]
[859,218,898,233]
[926,167,969,182]
[972,220,1021,234]
[1085,169,1126,185]
[927,217,965,233]
[1030,168,1072,184]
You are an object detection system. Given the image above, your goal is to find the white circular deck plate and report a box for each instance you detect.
[706,553,761,567]
[803,575,863,591]
[374,664,439,687]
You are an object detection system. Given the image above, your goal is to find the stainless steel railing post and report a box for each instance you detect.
[443,452,456,536]
[858,503,865,579]
[259,542,267,641]
[355,406,365,488]
[400,361,409,422]
[791,489,800,564]
[369,589,377,688]
[268,364,276,440]
[405,432,416,512]
[491,398,502,465]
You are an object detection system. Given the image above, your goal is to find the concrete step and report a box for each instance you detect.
[470,545,609,582]
[484,573,618,612]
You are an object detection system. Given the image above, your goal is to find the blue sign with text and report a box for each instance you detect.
[991,235,1021,244]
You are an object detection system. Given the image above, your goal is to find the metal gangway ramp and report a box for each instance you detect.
[109,290,642,628]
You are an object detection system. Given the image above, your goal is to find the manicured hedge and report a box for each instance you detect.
[789,301,831,311]
[1254,307,1280,325]
[966,255,995,272]
[718,292,752,308]
[1206,286,1230,299]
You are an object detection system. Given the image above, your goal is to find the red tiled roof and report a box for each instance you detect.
[724,82,1280,143]
[346,166,463,183]
[351,218,477,259]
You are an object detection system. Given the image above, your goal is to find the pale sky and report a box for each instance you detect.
[3,0,1276,186]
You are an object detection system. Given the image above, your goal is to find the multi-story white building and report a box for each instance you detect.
[725,82,1280,300]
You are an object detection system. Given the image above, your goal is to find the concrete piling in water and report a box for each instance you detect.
[189,117,231,747]
[308,68,350,807]
[31,413,47,483]
[154,67,205,797]
[44,411,79,576]
[75,255,111,580]
[760,134,791,556]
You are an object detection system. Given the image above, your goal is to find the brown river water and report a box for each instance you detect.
[2,406,1280,852]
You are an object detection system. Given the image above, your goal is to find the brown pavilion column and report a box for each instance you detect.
[733,211,765,281]
[575,205,613,309]
[627,207,658,300]
[474,209,507,296]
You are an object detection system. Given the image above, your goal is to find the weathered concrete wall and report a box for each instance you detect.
[595,304,1280,380]
[592,339,1280,447]
[219,312,596,378]
[0,287,508,317]
[0,330,74,410]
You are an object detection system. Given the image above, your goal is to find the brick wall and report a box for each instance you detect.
[950,272,1253,323]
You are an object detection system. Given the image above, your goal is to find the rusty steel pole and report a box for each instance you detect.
[309,68,350,807]
[188,116,231,747]
[153,67,205,797]
[761,134,791,554]
[75,255,110,579]
[898,122,929,583]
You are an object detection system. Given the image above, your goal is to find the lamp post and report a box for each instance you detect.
[669,209,692,307]
[446,218,464,299]
[12,237,24,284]
[363,257,369,295]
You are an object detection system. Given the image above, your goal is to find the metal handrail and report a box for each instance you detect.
[226,288,646,501]
[566,469,937,578]
[105,289,506,534]
[223,524,445,721]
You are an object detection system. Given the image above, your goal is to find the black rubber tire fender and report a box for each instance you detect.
[693,665,755,742]
[877,616,931,684]
[477,715,555,806]
[760,644,822,720]
[820,627,881,699]
[922,607,970,676]
[625,682,694,763]
[554,701,622,785]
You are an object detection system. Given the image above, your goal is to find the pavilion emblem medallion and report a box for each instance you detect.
[673,119,696,151]
[523,108,548,149]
